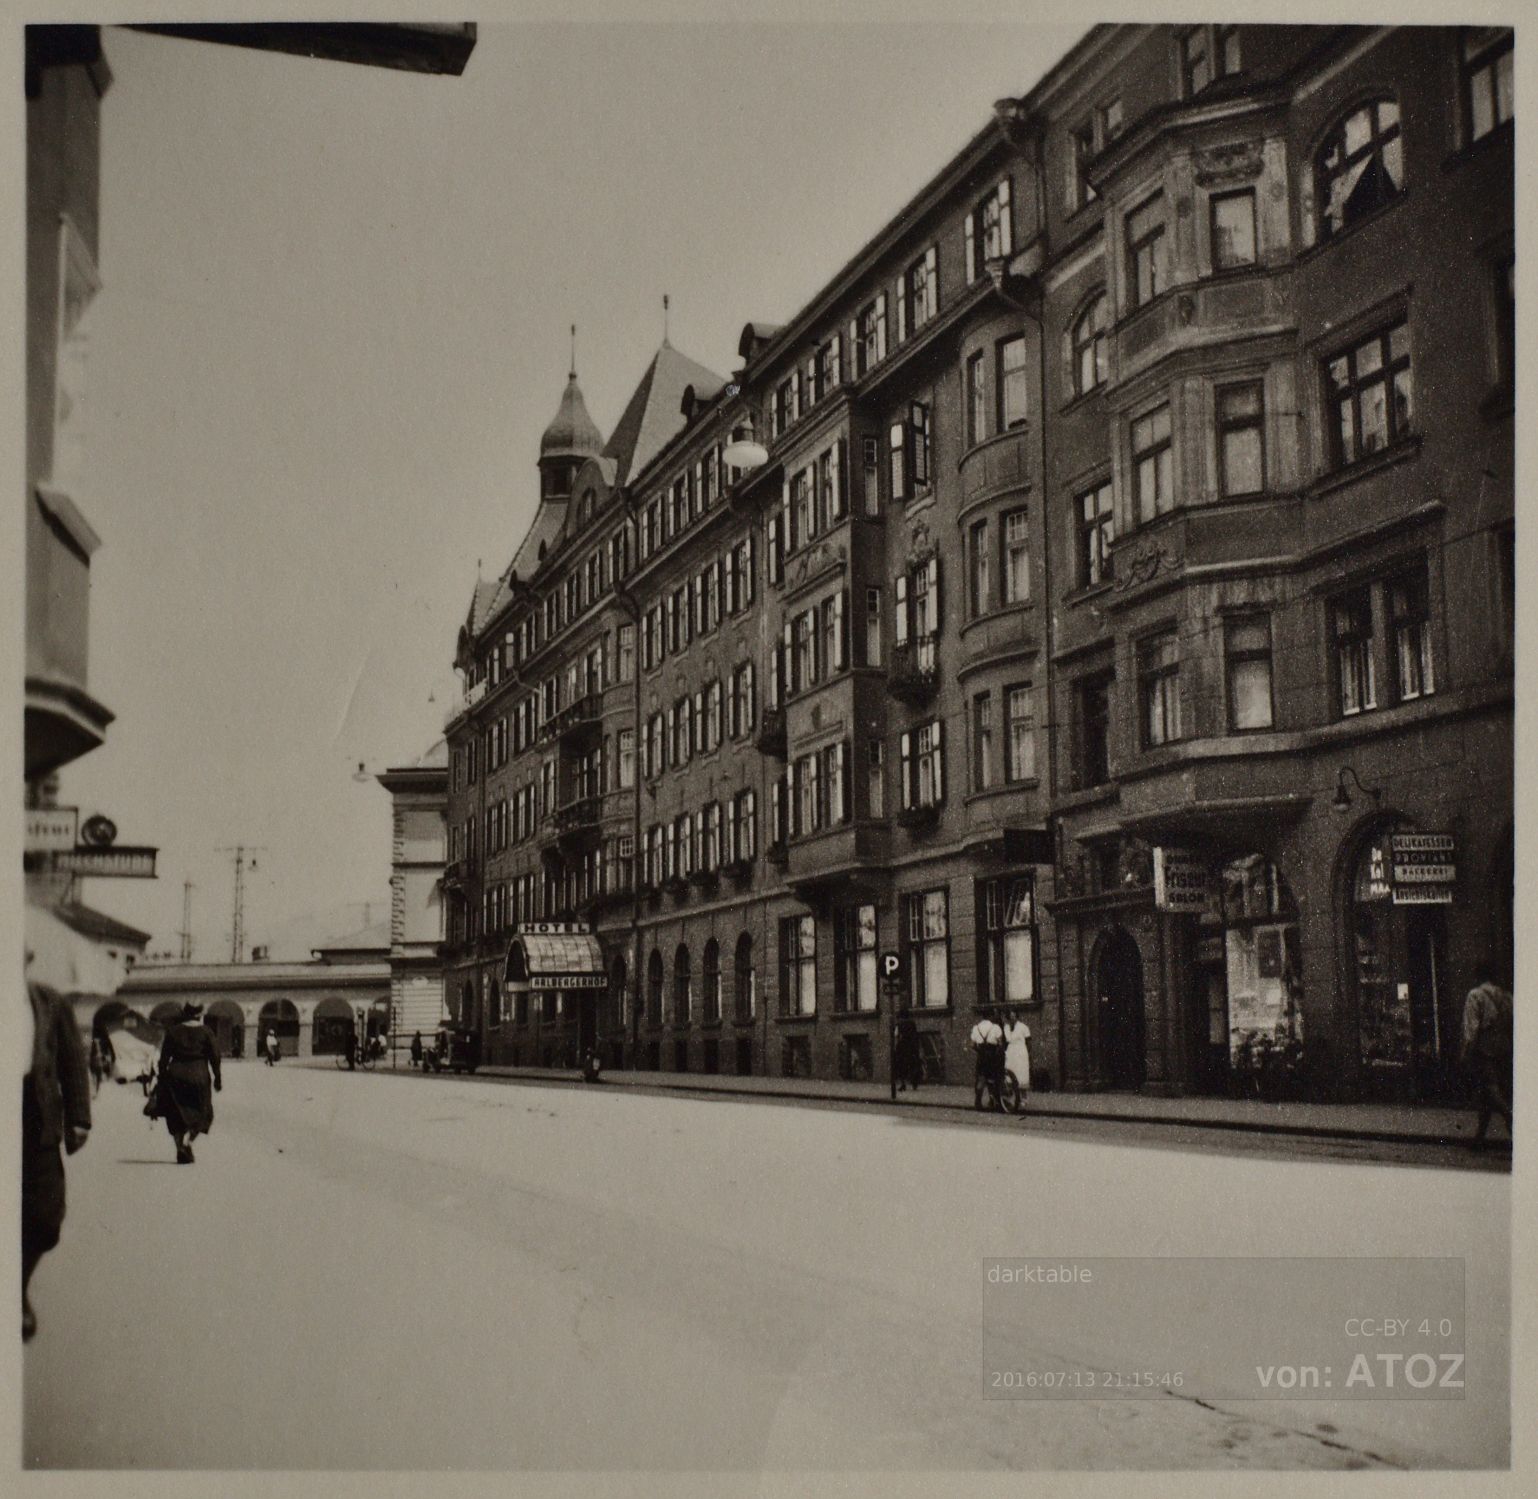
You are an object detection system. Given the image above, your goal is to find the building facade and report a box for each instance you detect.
[443,24,1512,1104]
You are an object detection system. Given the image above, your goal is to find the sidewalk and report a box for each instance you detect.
[432,1060,1505,1150]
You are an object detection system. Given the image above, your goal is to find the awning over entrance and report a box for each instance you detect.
[503,930,606,990]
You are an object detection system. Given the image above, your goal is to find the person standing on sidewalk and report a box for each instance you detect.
[264,1028,280,1066]
[1461,962,1513,1147]
[410,1030,424,1069]
[970,1010,1005,1111]
[156,1003,222,1164]
[23,962,91,1342]
[1002,1010,1032,1110]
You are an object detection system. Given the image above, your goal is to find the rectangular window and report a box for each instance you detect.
[1127,195,1167,310]
[1005,684,1035,781]
[865,586,882,667]
[1463,28,1513,142]
[1070,120,1098,210]
[1077,480,1115,588]
[1217,382,1265,496]
[1078,670,1113,788]
[968,519,991,617]
[905,890,950,1009]
[1332,586,1377,717]
[1138,630,1182,748]
[997,336,1028,431]
[779,914,817,1017]
[1325,321,1413,467]
[902,246,938,335]
[911,402,931,487]
[1225,616,1274,731]
[966,352,987,446]
[1132,403,1173,524]
[1389,568,1435,702]
[862,435,881,517]
[1002,508,1030,604]
[1182,26,1211,95]
[972,692,993,792]
[834,905,878,1014]
[979,876,1036,1009]
[866,739,884,819]
[1211,189,1256,270]
[888,419,907,502]
[617,727,636,788]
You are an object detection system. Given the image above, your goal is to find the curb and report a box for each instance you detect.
[453,1066,1500,1152]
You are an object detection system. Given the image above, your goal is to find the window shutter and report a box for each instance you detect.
[804,465,818,540]
[832,438,846,520]
[896,276,908,343]
[924,245,938,317]
[789,763,802,838]
[694,689,705,755]
[746,529,757,604]
[875,292,888,362]
[790,370,801,423]
[783,619,795,693]
[927,555,941,633]
[806,355,817,404]
[665,705,675,768]
[847,317,859,373]
[833,592,846,670]
[895,574,910,647]
[900,732,913,810]
[831,333,842,387]
[999,177,1013,255]
[964,212,977,284]
[837,741,849,822]
[935,719,946,802]
[745,661,755,731]
[695,459,705,509]
[767,513,781,584]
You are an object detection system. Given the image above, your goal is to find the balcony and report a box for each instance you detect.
[539,691,602,745]
[755,706,788,758]
[888,640,939,706]
[443,676,486,728]
[687,865,720,893]
[958,424,1032,513]
[895,802,940,834]
[554,793,602,849]
[784,823,891,898]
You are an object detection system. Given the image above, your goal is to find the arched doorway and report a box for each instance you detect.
[207,999,245,1058]
[312,996,354,1055]
[1347,822,1456,1101]
[1095,927,1145,1090]
[259,998,301,1058]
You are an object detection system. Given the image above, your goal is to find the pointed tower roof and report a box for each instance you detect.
[603,342,727,487]
[539,370,604,461]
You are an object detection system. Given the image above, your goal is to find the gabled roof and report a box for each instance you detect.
[53,901,152,948]
[602,342,727,488]
[467,575,504,634]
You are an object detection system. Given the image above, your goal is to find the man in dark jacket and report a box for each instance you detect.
[24,976,91,1342]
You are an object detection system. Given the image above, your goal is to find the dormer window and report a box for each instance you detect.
[1180,24,1240,96]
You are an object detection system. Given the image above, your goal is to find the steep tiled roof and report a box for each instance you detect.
[603,342,727,487]
[540,372,604,459]
[468,575,503,633]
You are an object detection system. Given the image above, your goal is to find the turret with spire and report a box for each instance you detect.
[538,324,604,500]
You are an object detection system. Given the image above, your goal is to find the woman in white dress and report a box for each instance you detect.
[1001,1010,1031,1109]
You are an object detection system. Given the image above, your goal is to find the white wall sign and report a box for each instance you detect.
[1154,847,1210,913]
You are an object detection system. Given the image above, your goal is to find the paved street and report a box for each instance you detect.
[25,1062,1509,1471]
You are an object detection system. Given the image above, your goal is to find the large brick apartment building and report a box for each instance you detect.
[442,24,1512,1105]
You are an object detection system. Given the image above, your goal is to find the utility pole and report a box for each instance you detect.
[216,845,268,963]
[178,879,195,963]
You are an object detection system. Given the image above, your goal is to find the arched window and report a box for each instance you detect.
[1072,293,1108,396]
[1315,99,1403,242]
[673,944,692,1025]
[702,939,721,1023]
[735,933,755,1022]
[647,949,664,1026]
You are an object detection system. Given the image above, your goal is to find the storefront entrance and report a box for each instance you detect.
[1096,927,1145,1089]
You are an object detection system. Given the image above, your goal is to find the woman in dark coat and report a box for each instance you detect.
[157,1002,221,1164]
[894,1017,922,1093]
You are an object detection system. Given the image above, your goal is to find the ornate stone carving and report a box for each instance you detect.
[1112,541,1178,592]
[1194,140,1264,187]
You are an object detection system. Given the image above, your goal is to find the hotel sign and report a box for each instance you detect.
[25,807,79,852]
[514,921,593,936]
[53,846,158,879]
[1390,833,1455,905]
[1154,847,1210,914]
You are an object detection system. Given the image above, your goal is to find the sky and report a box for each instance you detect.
[54,18,1082,959]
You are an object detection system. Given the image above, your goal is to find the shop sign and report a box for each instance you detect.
[25,807,78,852]
[52,846,158,878]
[514,921,593,936]
[528,973,605,991]
[1154,847,1210,914]
[1390,832,1455,905]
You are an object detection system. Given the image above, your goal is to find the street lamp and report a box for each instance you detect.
[1331,765,1382,815]
[722,418,768,472]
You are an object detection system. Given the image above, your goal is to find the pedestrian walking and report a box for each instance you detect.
[893,1017,922,1093]
[264,1028,280,1066]
[1001,1010,1032,1109]
[23,960,91,1342]
[1461,961,1513,1147]
[156,1003,222,1165]
[970,1010,1005,1111]
[410,1030,423,1069]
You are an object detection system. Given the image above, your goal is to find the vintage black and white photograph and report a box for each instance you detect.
[13,4,1521,1483]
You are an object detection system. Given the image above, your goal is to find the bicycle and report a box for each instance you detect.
[333,1042,376,1071]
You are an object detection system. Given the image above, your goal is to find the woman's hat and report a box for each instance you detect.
[180,1002,205,1020]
